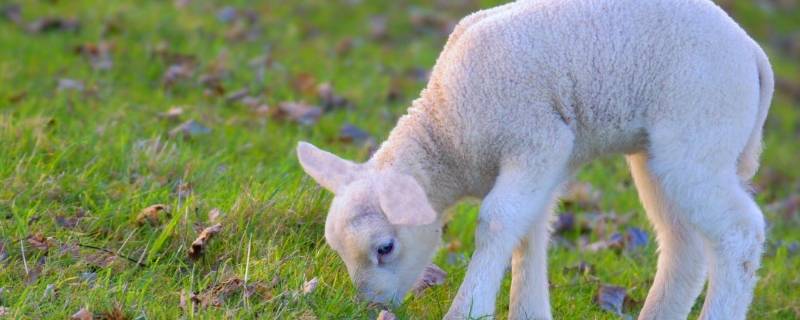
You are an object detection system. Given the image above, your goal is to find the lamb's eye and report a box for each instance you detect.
[377,240,394,256]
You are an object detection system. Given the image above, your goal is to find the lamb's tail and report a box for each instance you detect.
[737,45,774,182]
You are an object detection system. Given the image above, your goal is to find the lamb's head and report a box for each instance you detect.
[296,142,442,305]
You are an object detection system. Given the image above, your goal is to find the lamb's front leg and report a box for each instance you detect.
[509,210,555,320]
[445,168,565,320]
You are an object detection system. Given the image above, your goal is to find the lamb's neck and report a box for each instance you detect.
[369,101,465,213]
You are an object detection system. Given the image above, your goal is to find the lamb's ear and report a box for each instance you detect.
[378,172,437,226]
[297,141,359,193]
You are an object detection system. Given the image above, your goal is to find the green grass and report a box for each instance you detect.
[0,0,798,319]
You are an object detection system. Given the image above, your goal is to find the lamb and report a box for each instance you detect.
[296,0,774,318]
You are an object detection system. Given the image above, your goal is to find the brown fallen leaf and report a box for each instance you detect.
[159,106,185,121]
[317,82,349,111]
[298,310,318,320]
[98,303,128,320]
[26,256,46,284]
[302,277,319,295]
[152,42,197,65]
[27,233,53,251]
[562,181,602,209]
[412,264,446,295]
[162,63,194,88]
[59,243,80,260]
[27,17,80,33]
[71,307,92,320]
[1,4,22,24]
[57,78,85,93]
[369,15,388,40]
[179,289,196,312]
[0,239,7,261]
[766,195,800,221]
[74,41,114,71]
[291,73,318,96]
[273,102,322,126]
[596,285,626,315]
[8,91,27,104]
[338,124,375,147]
[55,208,85,229]
[176,181,193,200]
[376,310,397,320]
[225,88,249,103]
[208,208,223,224]
[552,212,575,234]
[169,120,211,139]
[136,204,168,226]
[564,261,594,276]
[188,223,222,260]
[85,251,117,268]
[193,277,270,308]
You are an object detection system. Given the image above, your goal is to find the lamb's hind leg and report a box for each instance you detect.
[628,152,707,319]
[636,146,765,320]
[508,196,558,320]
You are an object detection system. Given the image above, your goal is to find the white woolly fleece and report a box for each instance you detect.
[298,0,774,319]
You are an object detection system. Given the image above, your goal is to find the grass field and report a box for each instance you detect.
[0,0,798,319]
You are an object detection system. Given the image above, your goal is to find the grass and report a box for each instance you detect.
[0,0,798,318]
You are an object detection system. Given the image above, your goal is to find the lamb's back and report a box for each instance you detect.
[421,0,760,162]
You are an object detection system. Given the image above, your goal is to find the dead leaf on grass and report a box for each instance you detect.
[8,91,27,104]
[188,223,222,260]
[26,256,46,284]
[169,120,211,139]
[57,78,85,93]
[766,195,800,220]
[98,303,128,320]
[338,124,375,147]
[162,63,194,88]
[0,239,7,261]
[562,181,602,209]
[377,310,397,320]
[55,208,85,229]
[158,106,185,121]
[564,261,594,276]
[369,15,388,40]
[225,88,249,103]
[302,277,319,295]
[74,41,113,71]
[85,252,117,268]
[208,208,223,224]
[27,17,80,33]
[192,277,270,308]
[273,102,322,126]
[71,307,92,320]
[291,73,318,96]
[136,204,168,226]
[27,233,53,251]
[411,264,446,295]
[552,212,575,234]
[317,82,349,111]
[596,285,626,315]
[1,4,21,24]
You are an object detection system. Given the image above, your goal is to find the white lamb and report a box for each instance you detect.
[296,0,774,319]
